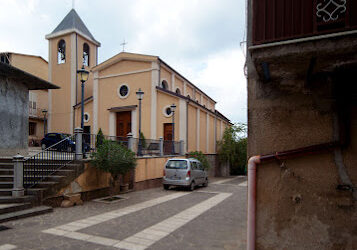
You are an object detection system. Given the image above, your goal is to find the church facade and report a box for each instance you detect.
[36,9,231,154]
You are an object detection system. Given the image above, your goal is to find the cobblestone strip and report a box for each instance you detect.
[212,176,243,185]
[238,181,247,187]
[42,192,190,247]
[0,244,17,250]
[114,192,232,250]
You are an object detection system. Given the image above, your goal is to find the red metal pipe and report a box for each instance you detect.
[247,142,337,250]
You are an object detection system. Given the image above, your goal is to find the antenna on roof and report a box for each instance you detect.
[120,39,128,52]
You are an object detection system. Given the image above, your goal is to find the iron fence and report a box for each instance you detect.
[85,133,183,156]
[23,135,76,188]
[137,138,161,156]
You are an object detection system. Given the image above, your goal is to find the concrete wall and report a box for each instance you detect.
[247,1,357,246]
[0,76,28,156]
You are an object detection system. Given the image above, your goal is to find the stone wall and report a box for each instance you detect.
[0,76,28,156]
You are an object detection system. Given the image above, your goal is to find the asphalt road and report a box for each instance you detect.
[0,176,247,250]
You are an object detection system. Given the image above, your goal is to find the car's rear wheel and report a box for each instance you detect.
[163,184,170,190]
[41,144,46,150]
[189,181,195,191]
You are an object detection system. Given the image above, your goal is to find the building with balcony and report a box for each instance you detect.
[247,0,357,249]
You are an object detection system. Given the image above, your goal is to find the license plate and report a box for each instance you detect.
[170,176,180,180]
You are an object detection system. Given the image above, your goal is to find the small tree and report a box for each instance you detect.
[217,123,247,175]
[96,128,105,148]
[91,140,137,197]
[187,151,210,170]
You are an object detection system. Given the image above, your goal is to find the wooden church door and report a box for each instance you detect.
[116,111,132,138]
[163,123,173,154]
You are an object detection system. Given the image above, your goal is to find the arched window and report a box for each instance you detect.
[83,43,89,66]
[57,39,66,64]
[175,88,181,95]
[161,80,168,89]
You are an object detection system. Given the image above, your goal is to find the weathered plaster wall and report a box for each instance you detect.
[0,77,28,156]
[247,57,357,250]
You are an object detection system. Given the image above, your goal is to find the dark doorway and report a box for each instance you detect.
[163,123,173,154]
[83,126,91,144]
[116,111,132,138]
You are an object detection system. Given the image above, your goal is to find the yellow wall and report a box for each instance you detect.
[156,91,180,140]
[187,104,197,152]
[49,34,73,134]
[175,76,184,94]
[209,114,215,153]
[160,67,172,90]
[186,85,194,98]
[135,156,181,182]
[200,110,207,152]
[76,35,97,102]
[74,100,93,130]
[97,61,152,137]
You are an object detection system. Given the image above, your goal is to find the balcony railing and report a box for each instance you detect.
[252,0,357,45]
[29,108,46,118]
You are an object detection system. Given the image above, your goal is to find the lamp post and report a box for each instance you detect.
[170,103,176,154]
[136,88,144,156]
[42,109,48,137]
[77,65,89,129]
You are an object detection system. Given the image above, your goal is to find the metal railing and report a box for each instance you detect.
[23,135,76,188]
[84,133,184,157]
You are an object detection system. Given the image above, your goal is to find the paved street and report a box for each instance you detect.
[0,177,247,250]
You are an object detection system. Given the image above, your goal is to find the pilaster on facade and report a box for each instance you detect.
[109,112,116,137]
[206,112,209,153]
[179,99,187,153]
[93,71,98,134]
[196,108,200,151]
[151,61,159,139]
[131,109,137,138]
[171,73,175,92]
[70,33,77,133]
[183,81,187,96]
[48,40,52,132]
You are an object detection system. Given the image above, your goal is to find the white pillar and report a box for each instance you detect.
[12,154,25,197]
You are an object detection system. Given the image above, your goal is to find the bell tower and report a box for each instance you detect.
[45,9,100,133]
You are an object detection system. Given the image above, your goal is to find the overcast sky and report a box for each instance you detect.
[0,0,247,123]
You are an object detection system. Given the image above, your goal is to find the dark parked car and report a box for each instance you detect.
[41,133,90,152]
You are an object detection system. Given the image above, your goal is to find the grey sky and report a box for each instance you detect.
[0,0,247,123]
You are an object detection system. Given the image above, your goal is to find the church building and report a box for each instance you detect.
[21,9,232,154]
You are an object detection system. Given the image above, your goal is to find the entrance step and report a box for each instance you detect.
[0,196,35,204]
[0,203,32,215]
[0,206,53,223]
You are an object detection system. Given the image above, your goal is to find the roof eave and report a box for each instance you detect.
[45,28,101,47]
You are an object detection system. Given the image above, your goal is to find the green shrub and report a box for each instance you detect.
[91,140,137,182]
[187,151,210,170]
[96,128,105,148]
[217,123,247,175]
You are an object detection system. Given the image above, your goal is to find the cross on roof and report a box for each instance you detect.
[120,39,128,52]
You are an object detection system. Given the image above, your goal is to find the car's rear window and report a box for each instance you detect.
[166,160,188,169]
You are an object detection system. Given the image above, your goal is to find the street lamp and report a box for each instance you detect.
[42,109,48,136]
[136,88,144,155]
[77,65,89,129]
[170,103,176,154]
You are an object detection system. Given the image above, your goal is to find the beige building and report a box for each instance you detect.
[45,9,231,154]
[2,9,231,154]
[0,52,49,145]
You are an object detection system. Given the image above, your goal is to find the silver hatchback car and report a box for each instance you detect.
[162,158,208,191]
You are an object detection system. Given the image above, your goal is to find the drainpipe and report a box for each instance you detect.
[247,142,337,250]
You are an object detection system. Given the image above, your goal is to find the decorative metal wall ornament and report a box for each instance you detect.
[316,0,347,22]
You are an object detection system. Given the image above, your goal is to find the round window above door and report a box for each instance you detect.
[117,84,130,99]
